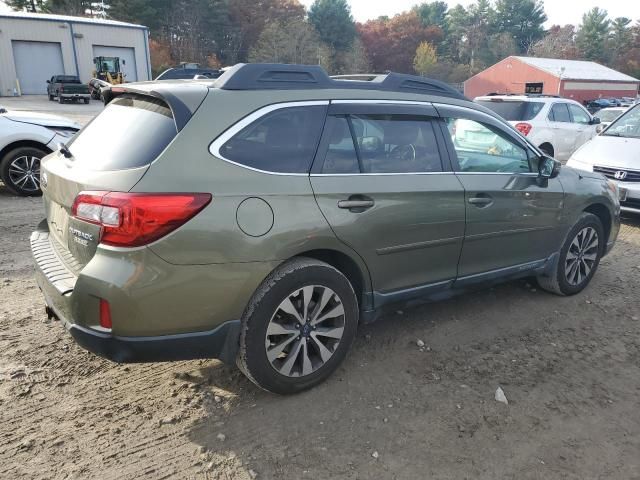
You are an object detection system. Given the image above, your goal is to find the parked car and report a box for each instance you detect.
[475,94,600,161]
[47,75,90,104]
[594,107,627,133]
[567,103,640,214]
[0,106,80,195]
[586,99,611,114]
[32,64,620,394]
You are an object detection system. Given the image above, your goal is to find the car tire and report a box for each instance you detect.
[539,143,554,157]
[48,94,54,101]
[57,95,64,104]
[537,212,604,296]
[238,257,359,395]
[0,146,46,196]
[84,98,90,104]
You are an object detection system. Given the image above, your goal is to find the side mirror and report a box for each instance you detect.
[590,117,601,125]
[46,80,50,84]
[539,155,560,179]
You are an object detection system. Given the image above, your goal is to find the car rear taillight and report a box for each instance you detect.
[99,298,112,329]
[59,85,64,93]
[515,122,532,136]
[71,192,212,247]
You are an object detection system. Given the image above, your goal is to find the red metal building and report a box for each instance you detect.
[464,56,640,103]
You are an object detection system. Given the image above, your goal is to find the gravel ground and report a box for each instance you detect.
[1,98,639,479]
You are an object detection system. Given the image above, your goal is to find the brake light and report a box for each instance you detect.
[99,298,112,329]
[59,85,64,93]
[515,123,532,136]
[72,192,212,247]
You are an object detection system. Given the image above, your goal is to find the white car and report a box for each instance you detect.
[0,107,80,196]
[594,107,627,133]
[475,95,600,161]
[567,103,640,214]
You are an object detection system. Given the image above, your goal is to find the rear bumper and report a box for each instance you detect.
[30,220,273,364]
[60,93,90,99]
[48,304,240,364]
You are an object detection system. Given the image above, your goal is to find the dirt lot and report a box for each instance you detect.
[1,98,640,479]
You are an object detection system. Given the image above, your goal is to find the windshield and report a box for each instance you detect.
[598,109,625,123]
[603,104,640,138]
[476,100,544,121]
[67,95,177,171]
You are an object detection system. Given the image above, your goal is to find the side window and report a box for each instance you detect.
[322,116,359,174]
[446,118,531,173]
[568,104,591,124]
[219,105,326,173]
[351,115,443,173]
[549,103,571,123]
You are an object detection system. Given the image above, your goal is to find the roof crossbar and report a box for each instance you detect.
[214,63,467,100]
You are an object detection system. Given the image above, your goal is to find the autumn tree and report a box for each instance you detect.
[308,0,356,52]
[359,11,443,73]
[249,19,324,65]
[413,41,438,76]
[532,25,579,59]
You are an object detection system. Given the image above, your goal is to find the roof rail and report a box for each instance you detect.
[213,64,467,100]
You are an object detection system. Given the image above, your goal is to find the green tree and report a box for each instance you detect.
[413,41,438,76]
[5,0,47,11]
[576,7,611,62]
[414,1,447,28]
[308,0,356,51]
[493,0,547,54]
[611,17,633,57]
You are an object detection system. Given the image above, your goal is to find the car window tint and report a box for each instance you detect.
[568,104,591,124]
[445,118,530,173]
[220,105,326,173]
[476,100,544,121]
[322,116,360,174]
[348,115,443,173]
[549,103,571,123]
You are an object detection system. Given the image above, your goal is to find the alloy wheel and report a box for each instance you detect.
[565,226,599,286]
[8,155,41,193]
[265,285,345,377]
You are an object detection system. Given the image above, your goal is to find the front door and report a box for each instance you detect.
[310,103,466,299]
[437,104,565,278]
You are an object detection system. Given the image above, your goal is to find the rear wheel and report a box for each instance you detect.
[57,95,64,104]
[238,257,358,394]
[0,146,46,196]
[83,98,90,104]
[48,93,54,101]
[539,143,554,157]
[537,213,604,295]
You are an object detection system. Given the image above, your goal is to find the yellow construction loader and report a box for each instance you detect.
[88,56,125,100]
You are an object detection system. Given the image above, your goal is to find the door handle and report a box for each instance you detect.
[468,195,493,207]
[338,196,374,211]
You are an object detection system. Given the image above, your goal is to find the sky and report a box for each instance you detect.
[300,0,640,26]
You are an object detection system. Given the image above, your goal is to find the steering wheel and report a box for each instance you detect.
[389,144,416,162]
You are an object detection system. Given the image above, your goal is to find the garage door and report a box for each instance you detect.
[12,41,65,95]
[92,46,137,82]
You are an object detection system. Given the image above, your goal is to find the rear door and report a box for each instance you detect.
[568,104,596,153]
[310,102,466,301]
[436,104,565,279]
[41,94,179,268]
[547,102,576,160]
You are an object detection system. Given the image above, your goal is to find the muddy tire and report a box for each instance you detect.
[537,213,604,296]
[238,257,358,395]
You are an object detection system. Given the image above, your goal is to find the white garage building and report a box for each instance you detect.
[0,11,150,96]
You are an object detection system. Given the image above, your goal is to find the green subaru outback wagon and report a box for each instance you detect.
[32,64,620,394]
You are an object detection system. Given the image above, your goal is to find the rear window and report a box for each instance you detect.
[67,95,176,171]
[57,76,81,83]
[476,100,543,121]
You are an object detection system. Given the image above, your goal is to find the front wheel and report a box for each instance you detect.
[537,213,604,295]
[238,258,359,394]
[0,146,46,196]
